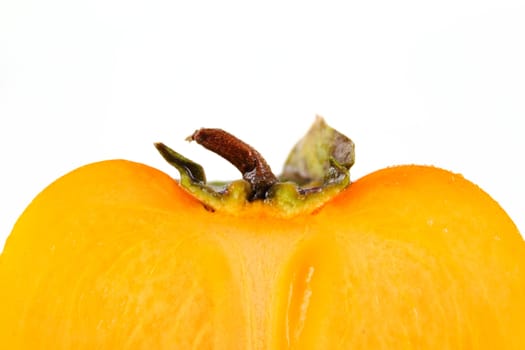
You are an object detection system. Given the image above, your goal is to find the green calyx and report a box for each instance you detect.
[154,116,355,216]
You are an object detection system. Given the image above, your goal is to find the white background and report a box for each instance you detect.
[1,0,524,248]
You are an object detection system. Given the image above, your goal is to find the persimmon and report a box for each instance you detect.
[1,118,524,349]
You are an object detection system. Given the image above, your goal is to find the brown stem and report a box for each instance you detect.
[187,128,278,201]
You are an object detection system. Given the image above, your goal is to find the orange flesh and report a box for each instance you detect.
[1,160,524,349]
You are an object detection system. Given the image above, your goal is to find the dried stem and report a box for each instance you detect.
[187,128,278,200]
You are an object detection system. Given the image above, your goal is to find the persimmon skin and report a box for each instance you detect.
[0,160,524,349]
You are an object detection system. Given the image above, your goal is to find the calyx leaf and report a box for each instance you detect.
[280,116,355,187]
